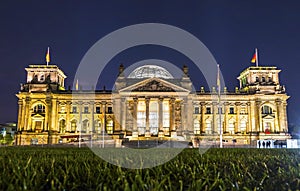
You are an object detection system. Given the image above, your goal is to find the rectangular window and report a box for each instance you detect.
[107,107,113,113]
[84,106,89,113]
[229,107,234,114]
[96,106,101,114]
[60,106,65,113]
[240,107,246,114]
[72,106,77,113]
[194,107,200,114]
[163,102,170,127]
[206,107,211,114]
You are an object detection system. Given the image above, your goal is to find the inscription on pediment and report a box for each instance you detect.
[132,80,175,92]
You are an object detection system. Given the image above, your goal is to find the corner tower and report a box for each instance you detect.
[237,66,285,94]
[21,65,67,92]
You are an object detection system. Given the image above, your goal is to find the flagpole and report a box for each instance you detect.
[217,64,223,148]
[255,48,258,67]
[46,47,50,66]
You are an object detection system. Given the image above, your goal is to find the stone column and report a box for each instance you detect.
[145,97,150,132]
[133,97,138,132]
[250,101,256,132]
[51,99,57,131]
[101,101,106,133]
[200,102,206,133]
[169,98,176,131]
[126,100,132,131]
[175,100,182,135]
[90,101,95,132]
[66,101,71,132]
[113,98,121,131]
[78,101,83,132]
[181,99,187,132]
[255,100,261,132]
[187,98,193,133]
[20,99,26,131]
[223,102,229,133]
[24,97,31,131]
[121,98,126,131]
[275,99,281,132]
[246,102,251,133]
[17,99,23,131]
[282,101,288,132]
[212,102,218,134]
[159,97,163,131]
[235,102,241,133]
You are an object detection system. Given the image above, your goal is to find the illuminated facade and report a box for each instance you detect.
[15,64,290,145]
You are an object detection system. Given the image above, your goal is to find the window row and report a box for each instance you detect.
[255,76,273,83]
[194,105,273,115]
[193,107,247,115]
[70,106,113,114]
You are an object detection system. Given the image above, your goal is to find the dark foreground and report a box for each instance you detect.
[0,147,299,190]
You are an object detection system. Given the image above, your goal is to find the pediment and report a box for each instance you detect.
[119,78,190,93]
[31,113,45,118]
[262,114,275,119]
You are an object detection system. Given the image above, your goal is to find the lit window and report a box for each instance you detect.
[194,119,200,134]
[72,106,77,113]
[84,106,89,113]
[82,119,88,133]
[60,106,65,113]
[194,107,200,114]
[240,107,246,114]
[229,107,234,114]
[96,107,101,114]
[206,107,211,114]
[33,104,45,113]
[261,105,272,114]
[108,107,113,113]
[71,120,77,132]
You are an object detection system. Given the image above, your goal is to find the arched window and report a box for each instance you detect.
[59,119,66,133]
[228,120,235,134]
[33,104,45,113]
[261,105,272,114]
[106,119,113,134]
[262,77,265,82]
[82,119,88,133]
[71,120,77,132]
[240,120,247,132]
[205,120,212,134]
[94,120,101,133]
[194,119,200,134]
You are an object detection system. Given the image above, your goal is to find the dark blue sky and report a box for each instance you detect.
[1,0,300,126]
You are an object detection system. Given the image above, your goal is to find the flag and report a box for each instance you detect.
[75,79,79,90]
[46,47,50,64]
[251,52,256,63]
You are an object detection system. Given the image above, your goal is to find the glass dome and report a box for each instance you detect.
[128,65,173,79]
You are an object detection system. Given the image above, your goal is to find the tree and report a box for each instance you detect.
[4,134,13,145]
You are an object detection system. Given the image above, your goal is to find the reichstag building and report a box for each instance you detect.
[15,63,290,145]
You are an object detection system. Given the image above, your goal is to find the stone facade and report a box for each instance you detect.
[15,64,290,145]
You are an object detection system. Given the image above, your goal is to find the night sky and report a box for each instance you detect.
[1,0,300,129]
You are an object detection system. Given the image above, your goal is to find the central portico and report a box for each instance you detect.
[115,65,192,138]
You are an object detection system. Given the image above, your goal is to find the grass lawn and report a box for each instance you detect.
[0,147,299,190]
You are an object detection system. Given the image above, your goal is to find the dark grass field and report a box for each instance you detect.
[0,147,299,190]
